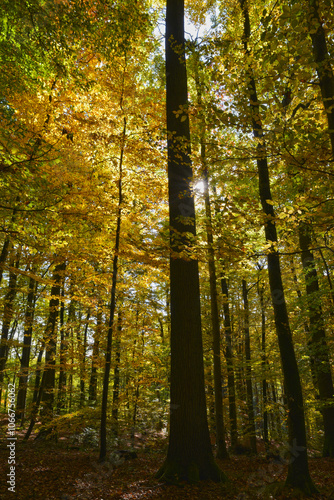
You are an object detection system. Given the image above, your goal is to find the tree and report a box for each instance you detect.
[236,0,317,492]
[192,47,228,460]
[307,0,334,155]
[16,270,37,423]
[156,0,225,483]
[299,222,334,457]
[242,279,257,454]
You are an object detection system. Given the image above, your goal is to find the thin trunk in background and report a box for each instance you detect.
[112,309,122,437]
[299,223,334,457]
[99,98,126,461]
[0,247,21,403]
[238,0,316,492]
[16,271,37,423]
[242,280,257,454]
[41,262,66,420]
[221,275,238,449]
[257,279,268,449]
[89,299,102,404]
[308,0,334,154]
[57,286,67,412]
[79,310,90,408]
[193,50,228,459]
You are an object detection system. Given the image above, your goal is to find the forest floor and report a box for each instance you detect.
[0,429,333,500]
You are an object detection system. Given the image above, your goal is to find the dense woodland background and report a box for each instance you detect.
[0,0,334,497]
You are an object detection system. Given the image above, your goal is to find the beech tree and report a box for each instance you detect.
[156,0,225,482]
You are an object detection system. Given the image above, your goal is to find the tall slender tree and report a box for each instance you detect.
[299,223,334,457]
[236,0,317,492]
[242,279,257,454]
[193,48,228,460]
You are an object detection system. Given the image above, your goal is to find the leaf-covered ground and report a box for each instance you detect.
[0,436,333,499]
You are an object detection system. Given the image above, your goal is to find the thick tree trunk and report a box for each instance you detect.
[16,272,37,423]
[242,280,257,454]
[299,223,334,457]
[156,0,224,483]
[238,0,316,492]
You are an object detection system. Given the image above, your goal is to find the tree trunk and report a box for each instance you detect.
[32,343,45,407]
[0,237,11,287]
[89,299,102,404]
[16,272,37,423]
[41,262,66,420]
[156,0,224,483]
[308,0,334,155]
[238,0,316,492]
[204,169,228,459]
[112,309,122,437]
[57,286,66,412]
[193,52,228,459]
[299,222,334,457]
[99,110,125,461]
[317,247,334,310]
[221,276,238,449]
[0,201,19,287]
[242,280,257,454]
[0,247,20,402]
[257,280,268,448]
[290,257,318,391]
[24,370,46,441]
[77,309,90,408]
